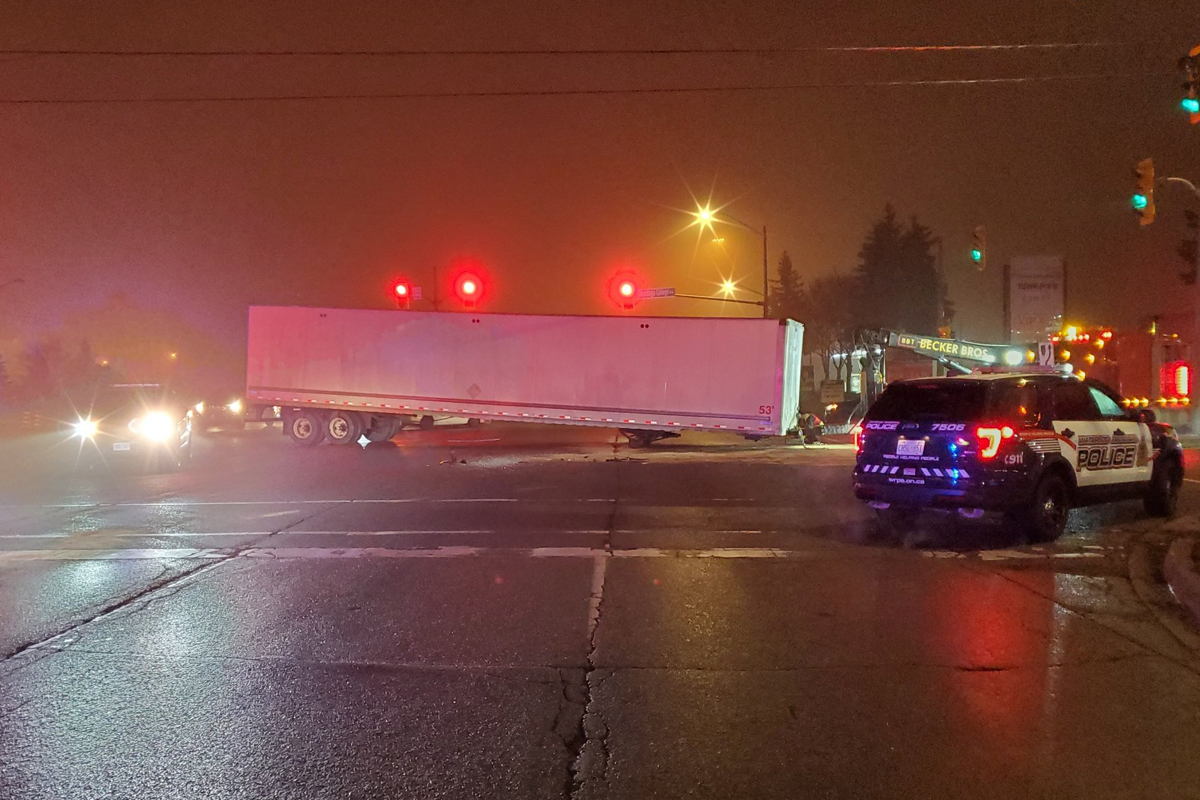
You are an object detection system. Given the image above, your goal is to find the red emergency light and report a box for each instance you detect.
[1160,360,1191,398]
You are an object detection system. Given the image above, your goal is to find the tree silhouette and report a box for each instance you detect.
[803,273,859,380]
[855,205,942,335]
[769,251,805,320]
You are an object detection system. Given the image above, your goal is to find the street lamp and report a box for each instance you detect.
[692,204,768,318]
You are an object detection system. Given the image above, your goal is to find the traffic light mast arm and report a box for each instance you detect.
[1161,175,1200,200]
[673,293,764,307]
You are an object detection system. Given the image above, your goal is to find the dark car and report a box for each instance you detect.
[852,371,1184,541]
[192,397,247,431]
[66,384,194,471]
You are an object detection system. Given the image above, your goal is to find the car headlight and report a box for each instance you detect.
[72,419,98,439]
[195,401,205,415]
[227,399,243,415]
[135,411,175,442]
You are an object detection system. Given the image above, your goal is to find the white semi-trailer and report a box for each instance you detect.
[246,306,804,447]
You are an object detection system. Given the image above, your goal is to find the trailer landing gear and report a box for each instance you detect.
[619,429,680,449]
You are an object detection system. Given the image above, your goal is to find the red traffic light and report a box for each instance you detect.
[454,271,485,307]
[607,270,642,311]
[391,278,413,308]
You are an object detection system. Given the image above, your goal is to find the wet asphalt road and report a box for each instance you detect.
[1,422,1200,799]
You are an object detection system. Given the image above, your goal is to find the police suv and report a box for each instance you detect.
[852,371,1184,541]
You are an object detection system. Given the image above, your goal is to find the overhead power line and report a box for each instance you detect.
[0,42,1125,58]
[0,71,1163,105]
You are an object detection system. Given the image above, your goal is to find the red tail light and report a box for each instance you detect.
[851,424,864,453]
[976,425,1015,459]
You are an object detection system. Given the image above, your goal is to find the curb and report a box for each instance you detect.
[1163,537,1200,630]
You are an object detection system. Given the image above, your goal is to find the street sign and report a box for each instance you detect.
[889,332,1006,364]
[411,286,423,301]
[819,380,845,404]
[637,287,676,299]
[1037,342,1054,366]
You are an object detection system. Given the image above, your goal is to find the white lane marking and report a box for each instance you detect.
[978,549,1046,561]
[0,533,71,539]
[0,497,792,511]
[0,546,855,563]
[0,548,224,562]
[0,545,1094,563]
[1186,478,1200,485]
[0,498,525,509]
[257,510,299,518]
[0,528,780,541]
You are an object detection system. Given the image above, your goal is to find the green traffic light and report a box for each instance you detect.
[1132,194,1149,210]
[1183,97,1200,114]
[970,248,982,263]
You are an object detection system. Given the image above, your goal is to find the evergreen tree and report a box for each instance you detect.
[769,251,805,320]
[855,205,942,335]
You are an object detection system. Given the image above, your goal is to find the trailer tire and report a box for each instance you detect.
[326,411,364,445]
[365,416,403,443]
[288,411,326,446]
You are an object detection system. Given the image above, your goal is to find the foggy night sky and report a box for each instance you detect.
[1,0,1198,367]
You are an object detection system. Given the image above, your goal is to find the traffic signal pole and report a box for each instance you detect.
[762,225,769,319]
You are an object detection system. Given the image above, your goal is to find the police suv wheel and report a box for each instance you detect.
[1144,460,1182,518]
[1016,474,1070,543]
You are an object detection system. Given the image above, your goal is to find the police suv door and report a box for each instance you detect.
[1085,382,1152,485]
[1049,379,1149,488]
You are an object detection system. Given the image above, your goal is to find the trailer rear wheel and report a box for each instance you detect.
[365,416,403,443]
[326,411,364,445]
[288,411,326,446]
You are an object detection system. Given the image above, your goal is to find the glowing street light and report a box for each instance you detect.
[720,279,737,297]
[690,202,768,319]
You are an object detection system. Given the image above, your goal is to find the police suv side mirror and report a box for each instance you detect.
[1132,408,1156,424]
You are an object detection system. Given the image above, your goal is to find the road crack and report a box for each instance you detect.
[561,460,619,799]
[0,504,337,664]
